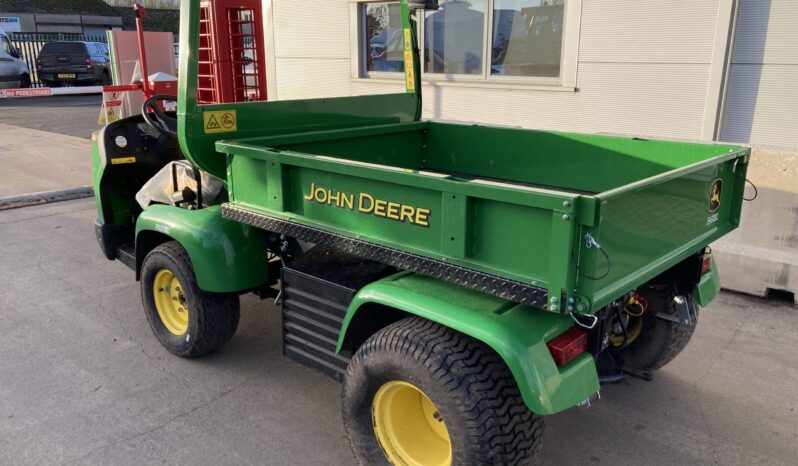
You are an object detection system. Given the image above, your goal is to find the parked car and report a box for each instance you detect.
[0,30,30,88]
[36,41,111,87]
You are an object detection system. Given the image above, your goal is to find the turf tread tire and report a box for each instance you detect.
[141,241,240,358]
[342,316,544,466]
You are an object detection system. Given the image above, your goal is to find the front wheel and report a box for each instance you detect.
[609,286,698,371]
[342,317,544,466]
[140,241,240,357]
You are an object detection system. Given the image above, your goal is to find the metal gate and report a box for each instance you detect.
[10,33,108,88]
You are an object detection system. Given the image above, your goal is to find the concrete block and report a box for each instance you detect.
[712,145,798,302]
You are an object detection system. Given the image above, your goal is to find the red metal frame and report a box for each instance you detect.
[197,0,267,104]
[134,4,153,98]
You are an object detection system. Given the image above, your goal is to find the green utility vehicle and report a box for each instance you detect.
[92,0,749,464]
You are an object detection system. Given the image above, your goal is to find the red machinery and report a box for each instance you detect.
[198,0,268,104]
[104,1,267,107]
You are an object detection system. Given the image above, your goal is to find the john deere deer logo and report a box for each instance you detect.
[708,178,723,212]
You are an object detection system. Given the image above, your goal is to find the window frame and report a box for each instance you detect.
[356,1,408,80]
[351,0,581,89]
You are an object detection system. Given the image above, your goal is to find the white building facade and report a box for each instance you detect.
[260,0,798,300]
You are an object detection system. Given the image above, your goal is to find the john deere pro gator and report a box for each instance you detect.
[91,0,750,464]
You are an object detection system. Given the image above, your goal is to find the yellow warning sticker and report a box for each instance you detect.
[111,157,136,165]
[203,110,237,134]
[404,28,412,51]
[404,50,415,92]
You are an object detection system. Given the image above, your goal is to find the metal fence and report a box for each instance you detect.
[10,33,108,88]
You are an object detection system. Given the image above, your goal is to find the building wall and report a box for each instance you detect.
[102,0,179,8]
[0,12,122,34]
[714,0,798,300]
[266,0,797,300]
[720,0,798,148]
[270,0,726,141]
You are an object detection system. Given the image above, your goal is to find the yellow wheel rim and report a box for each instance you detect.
[372,381,452,466]
[610,317,643,347]
[152,269,189,336]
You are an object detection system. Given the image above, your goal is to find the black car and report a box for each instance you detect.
[36,41,111,87]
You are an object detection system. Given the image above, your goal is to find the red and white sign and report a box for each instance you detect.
[98,89,128,125]
[0,88,53,99]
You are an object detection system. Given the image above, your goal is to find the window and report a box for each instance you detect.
[424,0,486,75]
[1,36,11,55]
[491,0,563,78]
[361,2,405,74]
[357,0,574,84]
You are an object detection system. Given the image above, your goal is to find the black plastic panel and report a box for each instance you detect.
[281,247,394,381]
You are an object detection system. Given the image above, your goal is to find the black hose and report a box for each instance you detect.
[409,13,422,121]
[744,178,758,201]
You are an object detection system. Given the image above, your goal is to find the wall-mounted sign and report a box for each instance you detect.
[0,17,21,33]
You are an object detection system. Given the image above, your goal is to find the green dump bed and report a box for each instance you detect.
[217,121,749,314]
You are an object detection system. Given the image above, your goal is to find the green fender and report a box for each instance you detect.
[135,204,269,293]
[336,273,600,415]
[692,257,721,307]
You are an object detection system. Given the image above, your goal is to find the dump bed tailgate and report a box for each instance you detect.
[577,148,748,309]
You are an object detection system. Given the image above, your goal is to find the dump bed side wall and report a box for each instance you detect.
[227,153,562,289]
[579,152,749,309]
[424,122,742,193]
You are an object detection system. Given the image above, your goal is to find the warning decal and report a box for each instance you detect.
[0,88,53,99]
[403,29,415,92]
[111,157,136,165]
[203,110,237,134]
[98,90,126,125]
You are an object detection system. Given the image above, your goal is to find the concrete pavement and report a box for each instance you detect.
[0,95,103,139]
[1,198,796,466]
[0,124,92,198]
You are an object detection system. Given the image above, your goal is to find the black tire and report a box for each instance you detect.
[19,74,31,88]
[342,317,544,466]
[140,241,240,357]
[611,286,698,371]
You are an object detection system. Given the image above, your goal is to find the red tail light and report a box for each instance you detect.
[547,327,588,367]
[36,59,42,70]
[86,58,93,70]
[701,252,712,275]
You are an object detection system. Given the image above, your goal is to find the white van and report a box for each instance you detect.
[0,30,30,88]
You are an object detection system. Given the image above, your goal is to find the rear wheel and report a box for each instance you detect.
[19,74,31,88]
[342,317,544,466]
[609,286,698,371]
[140,241,240,357]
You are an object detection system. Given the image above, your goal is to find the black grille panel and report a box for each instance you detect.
[280,247,395,381]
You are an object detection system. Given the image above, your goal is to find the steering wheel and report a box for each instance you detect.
[141,95,177,136]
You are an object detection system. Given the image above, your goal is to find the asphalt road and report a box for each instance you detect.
[1,198,796,465]
[0,95,103,139]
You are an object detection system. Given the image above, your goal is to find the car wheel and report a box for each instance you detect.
[140,241,240,357]
[342,317,544,465]
[19,74,31,88]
